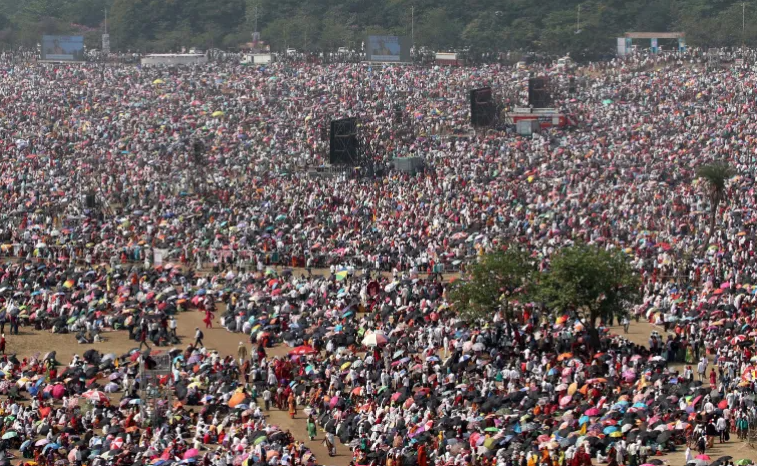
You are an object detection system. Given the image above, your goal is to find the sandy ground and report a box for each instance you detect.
[3,307,754,466]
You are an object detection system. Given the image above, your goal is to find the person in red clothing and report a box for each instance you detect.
[203,309,214,328]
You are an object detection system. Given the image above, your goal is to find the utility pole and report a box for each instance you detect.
[104,8,107,34]
[743,2,746,47]
[576,5,581,33]
[410,6,414,45]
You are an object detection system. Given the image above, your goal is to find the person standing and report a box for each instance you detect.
[697,357,707,381]
[169,316,177,338]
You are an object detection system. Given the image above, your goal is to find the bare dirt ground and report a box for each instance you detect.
[4,303,752,466]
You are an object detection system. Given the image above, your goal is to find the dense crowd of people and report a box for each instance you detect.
[0,45,753,466]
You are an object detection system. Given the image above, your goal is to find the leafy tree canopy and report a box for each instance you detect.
[0,0,756,54]
[449,248,534,323]
[537,243,640,332]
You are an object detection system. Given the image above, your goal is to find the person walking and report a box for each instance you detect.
[237,342,247,366]
[194,327,204,348]
[288,392,296,419]
[138,324,150,352]
[307,415,317,441]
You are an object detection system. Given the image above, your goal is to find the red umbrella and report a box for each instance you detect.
[288,346,317,356]
[83,390,109,404]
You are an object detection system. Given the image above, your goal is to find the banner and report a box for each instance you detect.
[41,35,84,61]
[153,248,168,266]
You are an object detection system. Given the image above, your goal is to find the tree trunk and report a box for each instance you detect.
[700,199,719,257]
[587,311,600,351]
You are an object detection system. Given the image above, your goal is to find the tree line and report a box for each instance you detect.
[2,0,757,56]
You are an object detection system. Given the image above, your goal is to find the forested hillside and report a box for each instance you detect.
[0,0,754,54]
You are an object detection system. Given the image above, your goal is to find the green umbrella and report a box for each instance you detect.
[484,427,499,433]
[2,431,17,439]
[254,436,267,445]
[736,461,753,466]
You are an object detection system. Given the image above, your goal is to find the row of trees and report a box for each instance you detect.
[2,0,757,55]
[449,244,640,348]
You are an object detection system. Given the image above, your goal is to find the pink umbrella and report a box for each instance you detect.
[584,408,600,416]
[329,396,340,408]
[51,384,65,399]
[559,395,572,407]
[184,449,200,460]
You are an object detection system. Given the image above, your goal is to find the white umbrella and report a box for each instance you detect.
[361,331,388,347]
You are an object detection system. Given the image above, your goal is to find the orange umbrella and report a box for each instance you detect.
[228,391,246,408]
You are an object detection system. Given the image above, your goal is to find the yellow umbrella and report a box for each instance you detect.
[153,79,164,84]
[212,111,224,117]
[340,361,352,370]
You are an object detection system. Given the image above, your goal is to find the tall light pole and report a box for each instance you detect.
[743,2,746,46]
[576,5,581,34]
[411,6,414,46]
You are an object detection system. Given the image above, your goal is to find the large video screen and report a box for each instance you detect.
[41,35,84,61]
[366,35,411,62]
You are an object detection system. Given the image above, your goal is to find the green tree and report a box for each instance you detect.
[416,7,459,50]
[320,18,349,50]
[697,162,736,254]
[449,248,534,323]
[538,243,640,348]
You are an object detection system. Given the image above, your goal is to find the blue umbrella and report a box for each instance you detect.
[603,426,618,435]
[579,415,590,426]
[43,443,61,453]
